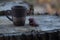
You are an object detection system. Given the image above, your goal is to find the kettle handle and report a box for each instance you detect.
[5,10,13,21]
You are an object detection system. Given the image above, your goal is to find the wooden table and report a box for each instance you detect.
[0,15,60,40]
[0,15,60,33]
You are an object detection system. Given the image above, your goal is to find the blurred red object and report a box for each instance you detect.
[29,18,39,27]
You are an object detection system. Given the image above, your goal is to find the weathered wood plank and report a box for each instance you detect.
[0,15,60,34]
